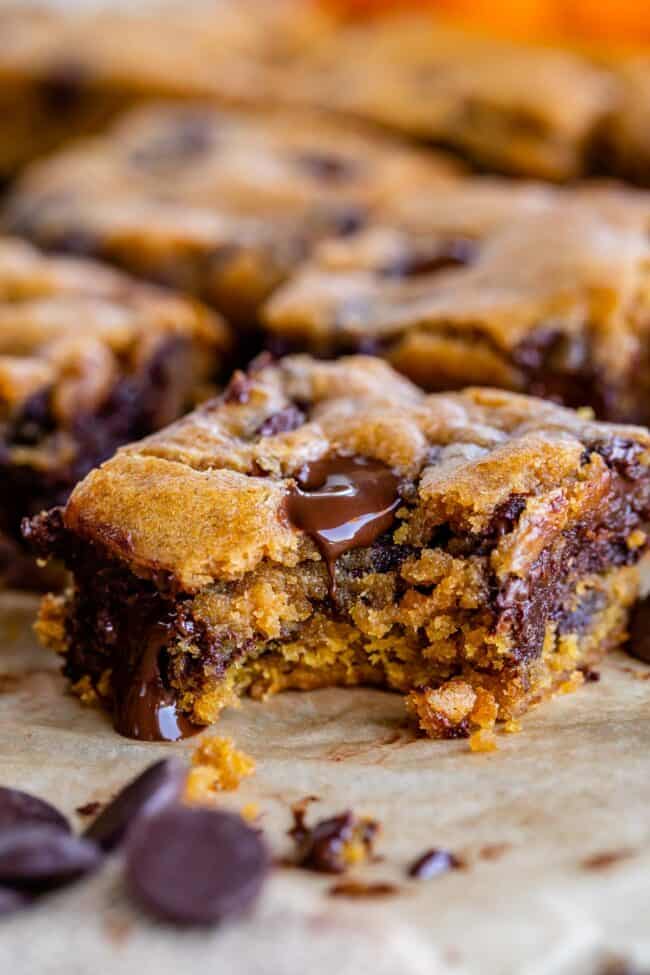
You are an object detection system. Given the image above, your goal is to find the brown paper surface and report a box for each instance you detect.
[0,591,649,975]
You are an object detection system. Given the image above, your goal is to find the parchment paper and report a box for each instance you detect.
[1,591,649,975]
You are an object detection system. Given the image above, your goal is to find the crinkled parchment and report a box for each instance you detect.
[0,592,649,975]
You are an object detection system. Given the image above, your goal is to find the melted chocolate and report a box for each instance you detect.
[112,625,200,742]
[287,455,400,594]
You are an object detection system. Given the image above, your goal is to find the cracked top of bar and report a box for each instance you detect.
[60,354,650,593]
[4,103,458,319]
[0,236,229,428]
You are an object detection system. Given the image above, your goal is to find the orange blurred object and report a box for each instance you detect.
[322,0,650,45]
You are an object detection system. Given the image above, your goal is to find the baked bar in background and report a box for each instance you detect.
[270,15,616,182]
[265,183,650,423]
[0,237,229,588]
[0,0,331,178]
[29,355,650,743]
[4,103,458,328]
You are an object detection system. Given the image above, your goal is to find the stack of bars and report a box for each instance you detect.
[0,0,649,746]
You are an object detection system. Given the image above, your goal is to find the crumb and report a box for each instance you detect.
[184,736,255,804]
[469,729,497,753]
[503,718,522,733]
[627,529,647,551]
[241,802,260,822]
[557,670,584,695]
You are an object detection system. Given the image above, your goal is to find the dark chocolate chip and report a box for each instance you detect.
[125,806,269,925]
[590,438,645,480]
[256,405,305,438]
[408,848,462,879]
[290,809,379,874]
[83,759,186,852]
[0,826,101,891]
[0,886,30,917]
[380,238,476,278]
[0,787,70,835]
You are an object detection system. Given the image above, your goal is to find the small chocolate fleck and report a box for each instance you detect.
[75,802,102,818]
[478,843,510,861]
[380,238,476,278]
[84,759,186,852]
[328,881,398,899]
[125,806,269,925]
[581,850,634,871]
[287,454,400,595]
[580,667,601,683]
[294,152,359,183]
[408,848,463,879]
[0,826,101,892]
[0,787,69,835]
[289,808,379,874]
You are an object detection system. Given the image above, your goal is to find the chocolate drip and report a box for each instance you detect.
[287,454,400,594]
[112,625,200,742]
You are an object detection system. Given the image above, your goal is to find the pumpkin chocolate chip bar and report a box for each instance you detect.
[28,355,650,742]
[265,185,650,424]
[4,103,458,329]
[0,236,229,589]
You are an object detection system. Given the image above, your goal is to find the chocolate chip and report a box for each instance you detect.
[256,405,305,438]
[0,787,70,834]
[129,116,214,168]
[83,759,186,852]
[294,152,359,183]
[125,806,269,925]
[0,827,101,891]
[289,809,379,874]
[380,238,476,278]
[408,848,462,879]
[0,886,29,916]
